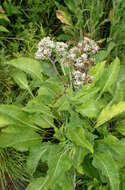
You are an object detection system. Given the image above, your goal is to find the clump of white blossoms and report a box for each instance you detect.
[35,36,99,88]
[35,37,55,60]
[67,37,99,88]
[55,42,68,58]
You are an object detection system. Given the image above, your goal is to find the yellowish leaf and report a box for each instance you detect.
[95,102,125,128]
[56,10,71,25]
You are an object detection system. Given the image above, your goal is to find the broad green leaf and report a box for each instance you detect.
[0,126,41,151]
[66,127,94,153]
[0,114,12,127]
[71,87,99,105]
[12,70,28,89]
[58,173,74,190]
[93,151,120,190]
[27,144,48,175]
[98,57,120,99]
[54,126,66,142]
[24,103,54,128]
[96,102,125,128]
[7,57,43,81]
[94,50,108,63]
[107,41,116,53]
[83,155,99,179]
[38,79,64,100]
[11,70,33,96]
[40,60,57,78]
[54,95,70,111]
[46,145,72,189]
[109,82,124,105]
[0,25,9,32]
[72,145,89,173]
[26,177,48,190]
[0,105,38,129]
[76,101,99,119]
[95,135,125,163]
[90,61,106,85]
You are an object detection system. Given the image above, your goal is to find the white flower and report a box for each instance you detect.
[74,80,83,87]
[56,42,68,50]
[83,44,91,52]
[67,47,79,61]
[35,37,55,60]
[55,41,68,58]
[72,71,86,88]
[67,53,76,61]
[70,47,79,53]
[72,70,81,77]
[81,72,86,80]
[75,57,83,68]
[81,53,88,60]
[78,41,83,48]
[72,71,86,81]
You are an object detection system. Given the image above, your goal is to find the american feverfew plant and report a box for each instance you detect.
[0,54,125,190]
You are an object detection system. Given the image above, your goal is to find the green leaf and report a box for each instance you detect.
[0,25,9,32]
[38,79,64,99]
[26,177,48,190]
[109,81,124,105]
[0,126,41,151]
[76,100,99,119]
[54,95,70,111]
[93,151,120,190]
[27,144,48,175]
[90,61,106,85]
[12,70,28,89]
[94,50,108,63]
[0,14,10,22]
[83,155,99,179]
[71,87,99,105]
[40,60,57,78]
[98,57,120,99]
[116,121,125,136]
[25,102,54,128]
[7,57,43,81]
[42,144,72,189]
[11,69,33,96]
[0,105,37,129]
[58,173,74,190]
[0,114,11,127]
[96,102,125,128]
[95,135,125,164]
[66,127,94,153]
[72,145,89,173]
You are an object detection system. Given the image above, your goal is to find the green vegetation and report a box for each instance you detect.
[0,1,125,190]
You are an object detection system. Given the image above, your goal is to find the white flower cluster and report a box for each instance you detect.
[72,71,86,87]
[35,37,68,60]
[35,36,99,89]
[68,37,99,88]
[35,37,55,60]
[55,42,68,58]
[77,37,99,54]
